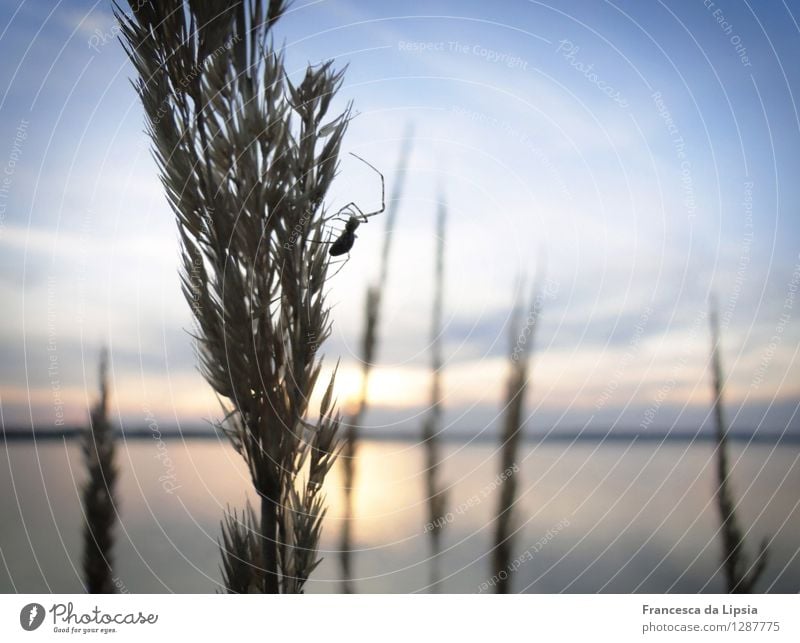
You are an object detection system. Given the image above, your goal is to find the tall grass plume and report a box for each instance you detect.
[422,188,448,591]
[118,0,345,593]
[81,349,117,594]
[339,129,413,592]
[492,276,543,593]
[709,303,768,593]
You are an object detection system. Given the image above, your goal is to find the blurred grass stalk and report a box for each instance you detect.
[339,128,413,592]
[118,0,345,593]
[422,190,448,592]
[492,276,542,594]
[81,349,117,594]
[709,304,768,593]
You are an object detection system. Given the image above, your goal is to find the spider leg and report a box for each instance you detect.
[321,204,356,227]
[348,152,385,219]
[325,254,351,281]
[349,203,369,224]
[329,202,377,225]
[306,223,345,246]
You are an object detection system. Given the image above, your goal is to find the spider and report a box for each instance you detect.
[318,152,385,261]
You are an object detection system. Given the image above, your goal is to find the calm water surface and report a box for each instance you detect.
[1,438,798,593]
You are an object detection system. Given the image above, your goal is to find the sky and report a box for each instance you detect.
[0,0,799,437]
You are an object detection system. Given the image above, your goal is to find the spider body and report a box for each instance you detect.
[328,217,360,256]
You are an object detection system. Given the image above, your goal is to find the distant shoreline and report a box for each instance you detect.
[3,426,799,445]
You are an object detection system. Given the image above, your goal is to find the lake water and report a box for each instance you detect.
[1,438,798,593]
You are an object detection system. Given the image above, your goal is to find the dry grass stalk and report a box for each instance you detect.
[117,0,345,593]
[492,277,543,594]
[339,129,413,592]
[709,304,768,593]
[81,349,117,594]
[422,190,447,591]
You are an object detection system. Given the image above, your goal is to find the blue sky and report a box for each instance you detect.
[0,0,799,436]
